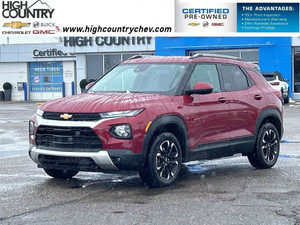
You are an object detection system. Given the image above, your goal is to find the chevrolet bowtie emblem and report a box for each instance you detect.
[3,21,31,29]
[188,23,200,26]
[60,114,73,120]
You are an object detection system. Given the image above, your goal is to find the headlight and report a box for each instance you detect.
[100,109,143,119]
[110,124,132,139]
[29,121,35,135]
[36,108,44,117]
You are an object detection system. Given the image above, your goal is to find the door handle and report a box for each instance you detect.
[218,97,227,103]
[254,94,262,100]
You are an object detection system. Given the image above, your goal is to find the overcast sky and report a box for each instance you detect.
[0,37,62,45]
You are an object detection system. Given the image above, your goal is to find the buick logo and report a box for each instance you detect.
[203,21,209,28]
[33,21,39,28]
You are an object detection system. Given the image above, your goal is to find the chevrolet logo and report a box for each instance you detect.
[3,21,31,29]
[60,114,73,120]
[188,23,200,26]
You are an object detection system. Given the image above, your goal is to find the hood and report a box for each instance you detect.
[39,92,173,113]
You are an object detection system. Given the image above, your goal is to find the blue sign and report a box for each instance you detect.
[29,62,63,92]
[237,3,299,32]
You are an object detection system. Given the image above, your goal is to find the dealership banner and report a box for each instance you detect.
[0,0,300,36]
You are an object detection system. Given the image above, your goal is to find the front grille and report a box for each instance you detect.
[36,125,102,151]
[38,155,102,171]
[43,112,101,121]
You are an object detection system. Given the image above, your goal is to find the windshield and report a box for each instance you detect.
[89,63,187,95]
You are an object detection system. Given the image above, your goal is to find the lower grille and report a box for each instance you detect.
[36,125,102,152]
[38,155,102,171]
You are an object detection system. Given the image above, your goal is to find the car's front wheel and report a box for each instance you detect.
[44,169,78,179]
[140,132,182,187]
[248,123,280,169]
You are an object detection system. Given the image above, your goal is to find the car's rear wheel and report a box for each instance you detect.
[44,169,78,179]
[139,132,182,187]
[284,88,290,104]
[248,123,280,169]
[280,90,284,104]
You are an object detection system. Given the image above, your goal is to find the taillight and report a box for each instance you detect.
[270,82,280,86]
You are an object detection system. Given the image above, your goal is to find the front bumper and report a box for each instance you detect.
[29,145,144,172]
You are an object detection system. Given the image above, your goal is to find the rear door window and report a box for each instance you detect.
[222,65,250,91]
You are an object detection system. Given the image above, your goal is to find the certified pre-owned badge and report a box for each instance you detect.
[3,21,30,29]
[60,114,73,120]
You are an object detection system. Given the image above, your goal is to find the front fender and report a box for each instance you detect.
[141,114,189,163]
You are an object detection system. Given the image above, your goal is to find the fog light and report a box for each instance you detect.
[110,124,132,139]
[29,121,35,135]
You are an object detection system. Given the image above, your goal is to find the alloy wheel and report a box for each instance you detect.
[261,129,279,163]
[155,140,179,181]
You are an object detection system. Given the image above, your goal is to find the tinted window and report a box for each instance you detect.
[188,64,221,92]
[263,74,276,81]
[222,65,249,91]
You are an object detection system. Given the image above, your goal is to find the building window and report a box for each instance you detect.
[189,49,259,64]
[104,55,121,73]
[86,52,154,80]
[294,51,300,93]
[86,55,103,80]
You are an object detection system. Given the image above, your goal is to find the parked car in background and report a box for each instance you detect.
[262,71,289,103]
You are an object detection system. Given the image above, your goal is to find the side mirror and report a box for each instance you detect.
[85,82,95,90]
[184,82,213,95]
[285,78,289,82]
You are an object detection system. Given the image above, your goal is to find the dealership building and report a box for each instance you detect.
[0,37,154,101]
[1,36,300,101]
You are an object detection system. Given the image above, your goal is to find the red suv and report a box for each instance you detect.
[29,54,283,187]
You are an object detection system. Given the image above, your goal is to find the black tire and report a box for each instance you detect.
[284,96,289,104]
[247,154,260,168]
[139,132,182,187]
[248,123,280,169]
[44,169,78,179]
[284,90,289,104]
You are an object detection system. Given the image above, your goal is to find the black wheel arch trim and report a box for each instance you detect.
[141,114,189,164]
[254,108,283,141]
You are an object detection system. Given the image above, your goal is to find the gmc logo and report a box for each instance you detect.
[33,30,55,34]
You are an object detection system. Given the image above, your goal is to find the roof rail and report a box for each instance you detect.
[189,53,242,61]
[128,55,143,60]
[128,55,161,60]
